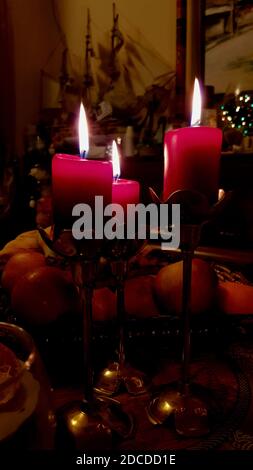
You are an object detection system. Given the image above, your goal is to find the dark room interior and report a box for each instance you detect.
[1,0,253,466]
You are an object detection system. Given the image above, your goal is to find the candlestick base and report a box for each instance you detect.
[95,361,148,396]
[147,386,181,425]
[174,392,209,437]
[56,395,134,450]
[147,384,209,437]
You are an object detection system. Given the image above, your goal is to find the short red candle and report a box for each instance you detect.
[112,178,140,212]
[111,140,140,212]
[52,154,112,225]
[163,78,222,204]
[163,126,222,204]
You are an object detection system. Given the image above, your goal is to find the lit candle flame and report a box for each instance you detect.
[112,140,120,179]
[218,188,225,201]
[235,87,240,97]
[79,102,89,158]
[191,78,201,127]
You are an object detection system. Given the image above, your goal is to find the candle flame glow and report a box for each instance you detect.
[191,78,201,127]
[79,102,89,158]
[218,188,225,201]
[112,140,120,179]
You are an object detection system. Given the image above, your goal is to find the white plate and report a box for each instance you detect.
[0,370,40,441]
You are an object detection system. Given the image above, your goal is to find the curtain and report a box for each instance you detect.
[176,0,187,119]
[0,0,15,173]
[0,0,16,232]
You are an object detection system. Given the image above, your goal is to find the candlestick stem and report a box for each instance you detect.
[181,248,193,394]
[112,260,127,367]
[179,223,201,393]
[118,289,126,368]
[80,259,96,402]
[95,242,148,396]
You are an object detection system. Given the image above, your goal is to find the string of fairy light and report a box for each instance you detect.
[220,92,253,136]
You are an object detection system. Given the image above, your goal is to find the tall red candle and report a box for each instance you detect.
[52,104,112,226]
[163,79,222,204]
[52,154,112,225]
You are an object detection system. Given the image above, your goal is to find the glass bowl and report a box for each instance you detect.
[0,342,25,404]
[0,322,55,448]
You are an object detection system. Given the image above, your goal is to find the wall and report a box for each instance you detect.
[0,0,15,163]
[9,0,61,154]
[56,0,176,100]
[9,0,176,154]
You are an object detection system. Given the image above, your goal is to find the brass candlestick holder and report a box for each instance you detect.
[95,238,149,396]
[38,227,134,449]
[146,188,232,437]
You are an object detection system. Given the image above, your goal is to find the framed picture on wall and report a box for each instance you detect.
[205,1,253,94]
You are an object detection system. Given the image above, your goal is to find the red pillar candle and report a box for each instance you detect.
[52,155,113,224]
[163,79,222,204]
[111,141,140,212]
[52,104,113,226]
[112,179,140,211]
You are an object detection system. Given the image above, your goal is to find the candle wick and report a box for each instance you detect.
[192,119,201,127]
[80,150,86,159]
[113,175,119,182]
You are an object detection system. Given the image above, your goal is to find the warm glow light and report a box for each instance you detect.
[218,188,225,201]
[160,401,172,413]
[70,418,78,427]
[191,78,202,127]
[104,370,113,377]
[79,102,89,158]
[112,140,120,179]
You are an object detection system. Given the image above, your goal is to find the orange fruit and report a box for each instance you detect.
[217,281,253,315]
[92,275,160,322]
[93,288,116,322]
[1,251,46,293]
[11,266,79,325]
[125,275,160,318]
[154,258,217,315]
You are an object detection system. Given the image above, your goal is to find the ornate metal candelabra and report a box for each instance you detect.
[95,238,149,396]
[38,227,134,449]
[146,188,232,436]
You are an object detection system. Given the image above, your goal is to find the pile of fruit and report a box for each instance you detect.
[0,228,252,326]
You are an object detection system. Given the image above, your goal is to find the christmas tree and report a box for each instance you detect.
[219,91,253,137]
